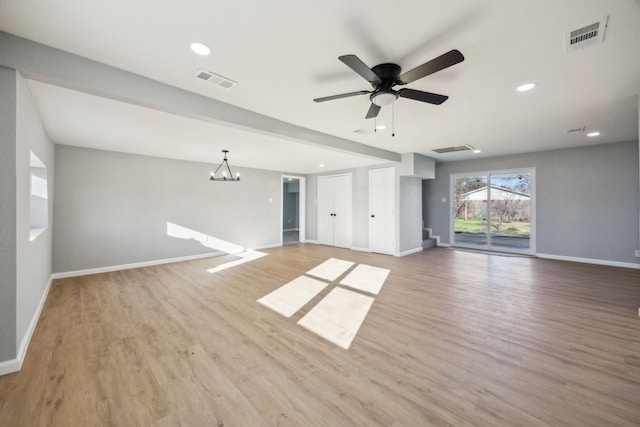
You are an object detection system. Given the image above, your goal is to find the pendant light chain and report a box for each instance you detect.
[392,103,396,137]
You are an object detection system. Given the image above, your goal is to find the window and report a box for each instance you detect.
[29,151,48,241]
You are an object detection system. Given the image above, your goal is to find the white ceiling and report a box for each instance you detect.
[1,0,639,173]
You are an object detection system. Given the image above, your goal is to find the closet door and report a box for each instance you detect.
[369,167,395,255]
[332,174,352,249]
[316,174,352,248]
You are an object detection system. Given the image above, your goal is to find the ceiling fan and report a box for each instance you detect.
[313,50,464,119]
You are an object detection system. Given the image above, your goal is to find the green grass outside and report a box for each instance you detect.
[454,219,530,236]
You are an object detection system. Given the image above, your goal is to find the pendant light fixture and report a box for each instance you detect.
[209,150,240,181]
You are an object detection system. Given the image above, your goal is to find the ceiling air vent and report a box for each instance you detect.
[433,144,474,154]
[353,128,371,135]
[195,69,237,89]
[566,16,608,52]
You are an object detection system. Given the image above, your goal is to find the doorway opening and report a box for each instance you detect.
[281,175,306,245]
[450,168,535,255]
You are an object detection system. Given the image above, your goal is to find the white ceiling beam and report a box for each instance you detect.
[0,31,400,163]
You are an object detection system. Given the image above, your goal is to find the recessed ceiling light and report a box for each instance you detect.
[376,125,386,130]
[587,131,600,137]
[516,83,536,92]
[473,149,482,154]
[190,42,211,56]
[318,164,325,168]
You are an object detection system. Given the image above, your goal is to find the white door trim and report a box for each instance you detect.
[281,175,306,245]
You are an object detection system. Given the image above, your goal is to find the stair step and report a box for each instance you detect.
[422,238,437,249]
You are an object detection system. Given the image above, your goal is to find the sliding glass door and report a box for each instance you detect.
[451,169,534,254]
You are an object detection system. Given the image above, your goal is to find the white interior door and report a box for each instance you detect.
[317,174,352,248]
[369,167,395,255]
[332,174,352,249]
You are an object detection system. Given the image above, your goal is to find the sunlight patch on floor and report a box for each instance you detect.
[339,264,390,295]
[257,257,391,349]
[306,257,355,281]
[297,287,374,350]
[206,250,268,274]
[257,276,328,317]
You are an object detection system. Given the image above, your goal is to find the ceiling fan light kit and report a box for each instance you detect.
[314,49,465,124]
[371,90,398,106]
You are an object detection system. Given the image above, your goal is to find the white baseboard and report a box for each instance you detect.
[395,247,423,257]
[0,358,20,376]
[17,276,53,369]
[51,251,224,279]
[51,245,292,280]
[536,253,640,269]
[351,246,371,253]
[250,243,282,250]
[305,240,319,244]
[283,228,299,232]
[0,275,53,376]
[437,242,451,247]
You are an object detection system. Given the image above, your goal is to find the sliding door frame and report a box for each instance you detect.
[449,167,536,255]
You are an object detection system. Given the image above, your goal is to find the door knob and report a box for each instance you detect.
[370,214,375,218]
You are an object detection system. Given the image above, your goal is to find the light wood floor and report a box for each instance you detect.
[1,244,639,426]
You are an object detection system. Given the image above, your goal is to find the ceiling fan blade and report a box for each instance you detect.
[313,90,370,103]
[365,103,381,119]
[339,55,381,83]
[398,49,464,84]
[398,88,449,105]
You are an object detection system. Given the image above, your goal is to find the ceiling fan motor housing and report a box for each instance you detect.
[371,63,402,83]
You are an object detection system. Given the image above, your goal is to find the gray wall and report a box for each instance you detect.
[399,177,423,253]
[16,73,55,351]
[0,70,55,366]
[0,67,17,362]
[53,145,283,273]
[423,140,640,264]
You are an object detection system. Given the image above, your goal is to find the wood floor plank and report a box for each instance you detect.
[1,244,639,426]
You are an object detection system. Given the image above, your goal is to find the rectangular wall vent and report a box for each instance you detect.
[433,144,473,154]
[566,16,608,52]
[195,69,237,89]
